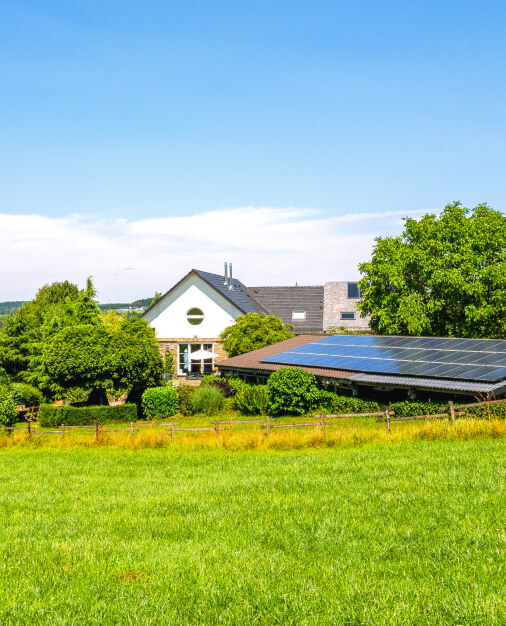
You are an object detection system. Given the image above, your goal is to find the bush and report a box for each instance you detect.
[0,367,9,386]
[62,387,91,406]
[39,403,138,427]
[10,383,43,407]
[177,385,197,415]
[233,385,269,415]
[226,377,249,396]
[267,368,321,416]
[191,386,225,416]
[201,376,233,397]
[200,376,222,387]
[201,375,248,397]
[388,400,447,418]
[142,387,179,419]
[0,386,17,427]
[317,391,381,415]
[465,402,506,419]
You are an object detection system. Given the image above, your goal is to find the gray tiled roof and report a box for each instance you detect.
[247,286,324,333]
[194,270,266,314]
[350,373,506,394]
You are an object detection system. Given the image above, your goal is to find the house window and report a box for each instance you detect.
[178,343,214,376]
[292,311,306,320]
[186,308,204,325]
[347,283,362,298]
[341,312,355,320]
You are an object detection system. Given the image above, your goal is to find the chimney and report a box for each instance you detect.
[224,261,228,285]
[228,262,233,290]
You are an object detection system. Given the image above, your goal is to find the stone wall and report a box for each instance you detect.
[323,282,371,331]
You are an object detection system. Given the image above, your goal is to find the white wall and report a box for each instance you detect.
[144,274,243,339]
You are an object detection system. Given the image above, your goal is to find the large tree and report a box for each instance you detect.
[0,279,99,385]
[357,202,506,338]
[220,313,294,357]
[41,314,163,403]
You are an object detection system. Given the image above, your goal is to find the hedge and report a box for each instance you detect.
[318,391,381,415]
[388,401,447,418]
[39,403,138,427]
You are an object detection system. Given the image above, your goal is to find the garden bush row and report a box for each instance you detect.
[39,403,138,427]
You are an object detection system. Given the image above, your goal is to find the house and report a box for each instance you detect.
[143,263,371,381]
[143,266,264,381]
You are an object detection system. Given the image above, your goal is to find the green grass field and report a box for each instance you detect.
[0,440,505,624]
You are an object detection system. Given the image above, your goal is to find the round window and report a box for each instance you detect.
[186,308,204,325]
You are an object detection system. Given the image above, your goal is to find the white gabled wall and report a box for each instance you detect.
[144,274,243,339]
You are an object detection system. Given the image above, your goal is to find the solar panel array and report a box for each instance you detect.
[261,335,506,382]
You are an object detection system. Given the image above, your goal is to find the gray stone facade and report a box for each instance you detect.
[323,282,371,331]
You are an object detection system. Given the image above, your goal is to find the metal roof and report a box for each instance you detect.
[349,373,506,394]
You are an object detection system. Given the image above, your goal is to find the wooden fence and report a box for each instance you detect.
[376,397,506,433]
[2,398,504,440]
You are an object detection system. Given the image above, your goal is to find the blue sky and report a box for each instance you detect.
[1,1,505,298]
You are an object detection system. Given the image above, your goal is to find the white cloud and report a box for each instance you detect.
[0,207,422,301]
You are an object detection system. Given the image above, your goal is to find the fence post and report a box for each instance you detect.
[27,420,31,436]
[385,410,391,434]
[61,424,65,439]
[265,415,270,437]
[170,422,175,442]
[320,413,326,436]
[214,420,219,437]
[448,401,455,425]
[130,422,134,437]
[95,422,99,440]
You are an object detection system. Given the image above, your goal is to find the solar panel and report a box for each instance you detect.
[261,335,506,382]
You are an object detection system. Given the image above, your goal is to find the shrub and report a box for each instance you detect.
[317,391,381,415]
[388,400,447,418]
[177,385,197,415]
[226,377,249,396]
[0,386,17,427]
[62,387,91,406]
[142,387,179,419]
[0,367,9,385]
[10,383,43,407]
[191,386,225,416]
[465,403,506,419]
[267,368,321,416]
[201,376,234,397]
[201,375,248,397]
[233,385,269,415]
[39,403,137,427]
[200,375,222,387]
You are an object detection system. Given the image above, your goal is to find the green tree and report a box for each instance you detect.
[0,279,100,386]
[357,202,506,338]
[220,313,294,357]
[41,315,163,403]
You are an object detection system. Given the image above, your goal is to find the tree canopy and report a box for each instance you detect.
[357,202,506,338]
[220,313,294,357]
[0,279,99,385]
[41,315,163,397]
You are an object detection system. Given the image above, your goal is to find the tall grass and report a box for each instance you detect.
[1,417,505,451]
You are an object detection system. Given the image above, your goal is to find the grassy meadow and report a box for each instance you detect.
[0,439,505,624]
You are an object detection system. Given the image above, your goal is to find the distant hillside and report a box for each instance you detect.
[0,298,152,315]
[0,301,26,315]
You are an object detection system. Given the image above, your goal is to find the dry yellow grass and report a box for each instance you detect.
[1,417,504,451]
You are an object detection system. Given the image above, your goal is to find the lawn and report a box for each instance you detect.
[0,440,504,624]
